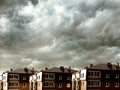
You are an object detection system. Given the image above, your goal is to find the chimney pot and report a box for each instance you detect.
[116,63,119,69]
[10,69,13,71]
[117,63,119,66]
[67,66,71,72]
[107,63,112,69]
[90,64,93,67]
[45,67,48,70]
[24,68,28,73]
[68,66,71,70]
[60,66,64,72]
[31,67,35,74]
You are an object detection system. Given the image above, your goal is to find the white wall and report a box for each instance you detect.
[2,73,8,82]
[72,71,80,80]
[0,75,2,80]
[37,72,42,81]
[80,69,87,80]
[2,73,8,90]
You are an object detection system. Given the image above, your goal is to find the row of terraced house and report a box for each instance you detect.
[0,63,120,90]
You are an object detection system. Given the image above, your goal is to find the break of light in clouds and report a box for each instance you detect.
[0,0,120,72]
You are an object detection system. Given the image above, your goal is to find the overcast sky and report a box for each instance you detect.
[0,0,120,73]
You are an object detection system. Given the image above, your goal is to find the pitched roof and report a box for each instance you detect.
[8,68,34,74]
[86,63,120,70]
[42,66,77,73]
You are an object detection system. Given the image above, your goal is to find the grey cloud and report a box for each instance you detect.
[1,0,120,72]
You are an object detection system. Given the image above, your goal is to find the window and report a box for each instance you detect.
[67,76,71,80]
[9,74,19,80]
[58,83,62,88]
[37,75,40,79]
[115,74,119,78]
[9,82,19,87]
[3,76,6,80]
[81,73,84,78]
[88,80,101,87]
[22,83,26,87]
[59,76,62,80]
[115,82,119,87]
[66,83,71,88]
[43,82,54,87]
[106,74,110,78]
[88,71,101,78]
[23,76,26,80]
[105,82,110,87]
[44,73,55,79]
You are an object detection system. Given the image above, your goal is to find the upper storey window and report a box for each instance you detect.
[115,74,119,78]
[23,76,26,80]
[59,76,62,80]
[106,74,110,78]
[9,74,19,80]
[44,73,55,79]
[88,71,101,78]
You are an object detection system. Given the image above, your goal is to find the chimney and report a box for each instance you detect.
[60,66,64,72]
[116,63,119,69]
[68,66,71,70]
[31,67,35,74]
[10,69,13,71]
[90,64,93,67]
[117,63,119,66]
[40,69,44,72]
[45,67,48,71]
[84,66,88,69]
[107,63,112,69]
[67,66,71,72]
[24,68,28,73]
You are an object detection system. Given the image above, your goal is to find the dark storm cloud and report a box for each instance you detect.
[0,0,120,72]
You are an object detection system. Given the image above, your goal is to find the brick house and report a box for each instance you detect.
[2,68,34,90]
[80,63,120,90]
[30,66,76,90]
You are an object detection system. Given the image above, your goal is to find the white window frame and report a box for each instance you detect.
[23,76,26,80]
[58,83,62,88]
[115,74,119,78]
[88,80,101,87]
[105,82,110,87]
[44,73,55,79]
[37,75,40,79]
[66,83,71,88]
[67,76,71,80]
[59,76,62,80]
[22,83,26,87]
[88,71,101,78]
[115,82,119,87]
[8,82,19,87]
[9,74,19,80]
[43,81,54,87]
